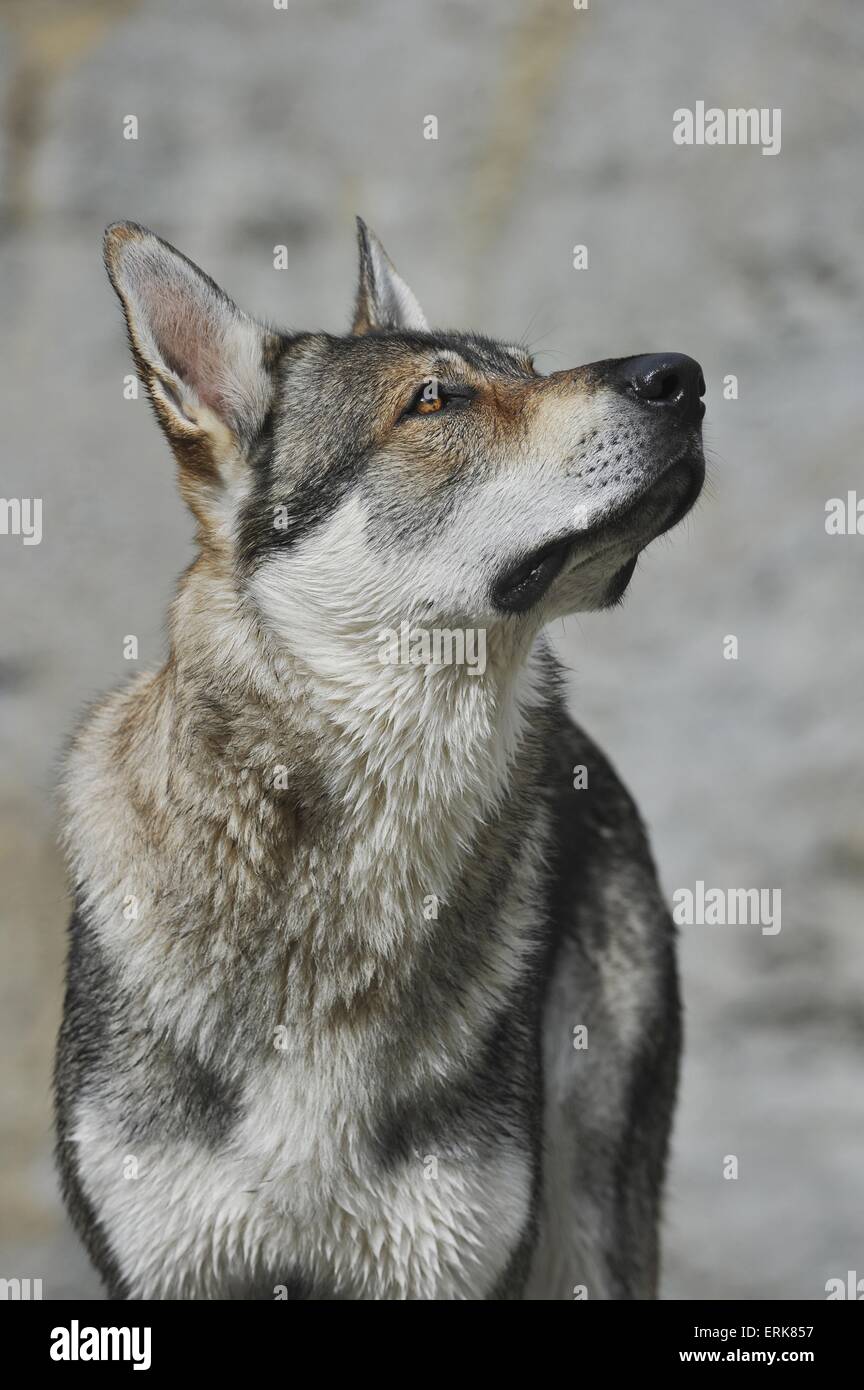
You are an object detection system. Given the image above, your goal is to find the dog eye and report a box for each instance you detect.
[405,378,474,418]
[413,382,444,414]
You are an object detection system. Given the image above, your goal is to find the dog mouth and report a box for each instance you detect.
[492,448,704,614]
[490,533,576,614]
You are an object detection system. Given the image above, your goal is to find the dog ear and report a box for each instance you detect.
[104,223,279,484]
[352,217,429,335]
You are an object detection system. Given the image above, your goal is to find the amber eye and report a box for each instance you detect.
[410,377,445,415]
[404,378,474,419]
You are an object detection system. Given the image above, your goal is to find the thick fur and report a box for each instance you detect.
[55,220,702,1300]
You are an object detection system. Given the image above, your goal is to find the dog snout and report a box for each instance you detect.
[606,353,706,426]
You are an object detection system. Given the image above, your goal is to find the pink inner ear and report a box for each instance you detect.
[111,230,266,435]
[151,294,231,419]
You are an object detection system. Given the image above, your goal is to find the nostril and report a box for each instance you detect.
[655,371,679,402]
[623,354,705,416]
[630,366,681,404]
[601,353,705,423]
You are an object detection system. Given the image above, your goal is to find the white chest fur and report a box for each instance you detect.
[74,1049,533,1300]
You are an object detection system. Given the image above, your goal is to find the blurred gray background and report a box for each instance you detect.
[1,0,862,1300]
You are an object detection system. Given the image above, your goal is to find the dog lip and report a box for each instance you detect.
[491,533,576,613]
[491,448,704,613]
[648,449,706,535]
[572,447,705,562]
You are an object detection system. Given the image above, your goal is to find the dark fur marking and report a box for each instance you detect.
[125,1034,243,1150]
[236,329,534,570]
[54,899,244,1297]
[54,903,130,1299]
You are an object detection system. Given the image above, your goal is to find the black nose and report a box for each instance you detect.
[611,353,705,425]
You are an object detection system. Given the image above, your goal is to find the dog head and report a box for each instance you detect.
[105,220,704,658]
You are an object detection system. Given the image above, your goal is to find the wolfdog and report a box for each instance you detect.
[55,219,706,1300]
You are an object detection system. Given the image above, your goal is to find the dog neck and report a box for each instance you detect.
[64,552,554,1046]
[169,554,548,899]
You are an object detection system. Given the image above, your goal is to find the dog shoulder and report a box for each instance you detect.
[529,708,680,1300]
[544,707,663,900]
[538,695,679,1066]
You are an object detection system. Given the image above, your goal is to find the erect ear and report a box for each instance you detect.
[352,217,429,335]
[104,223,280,476]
